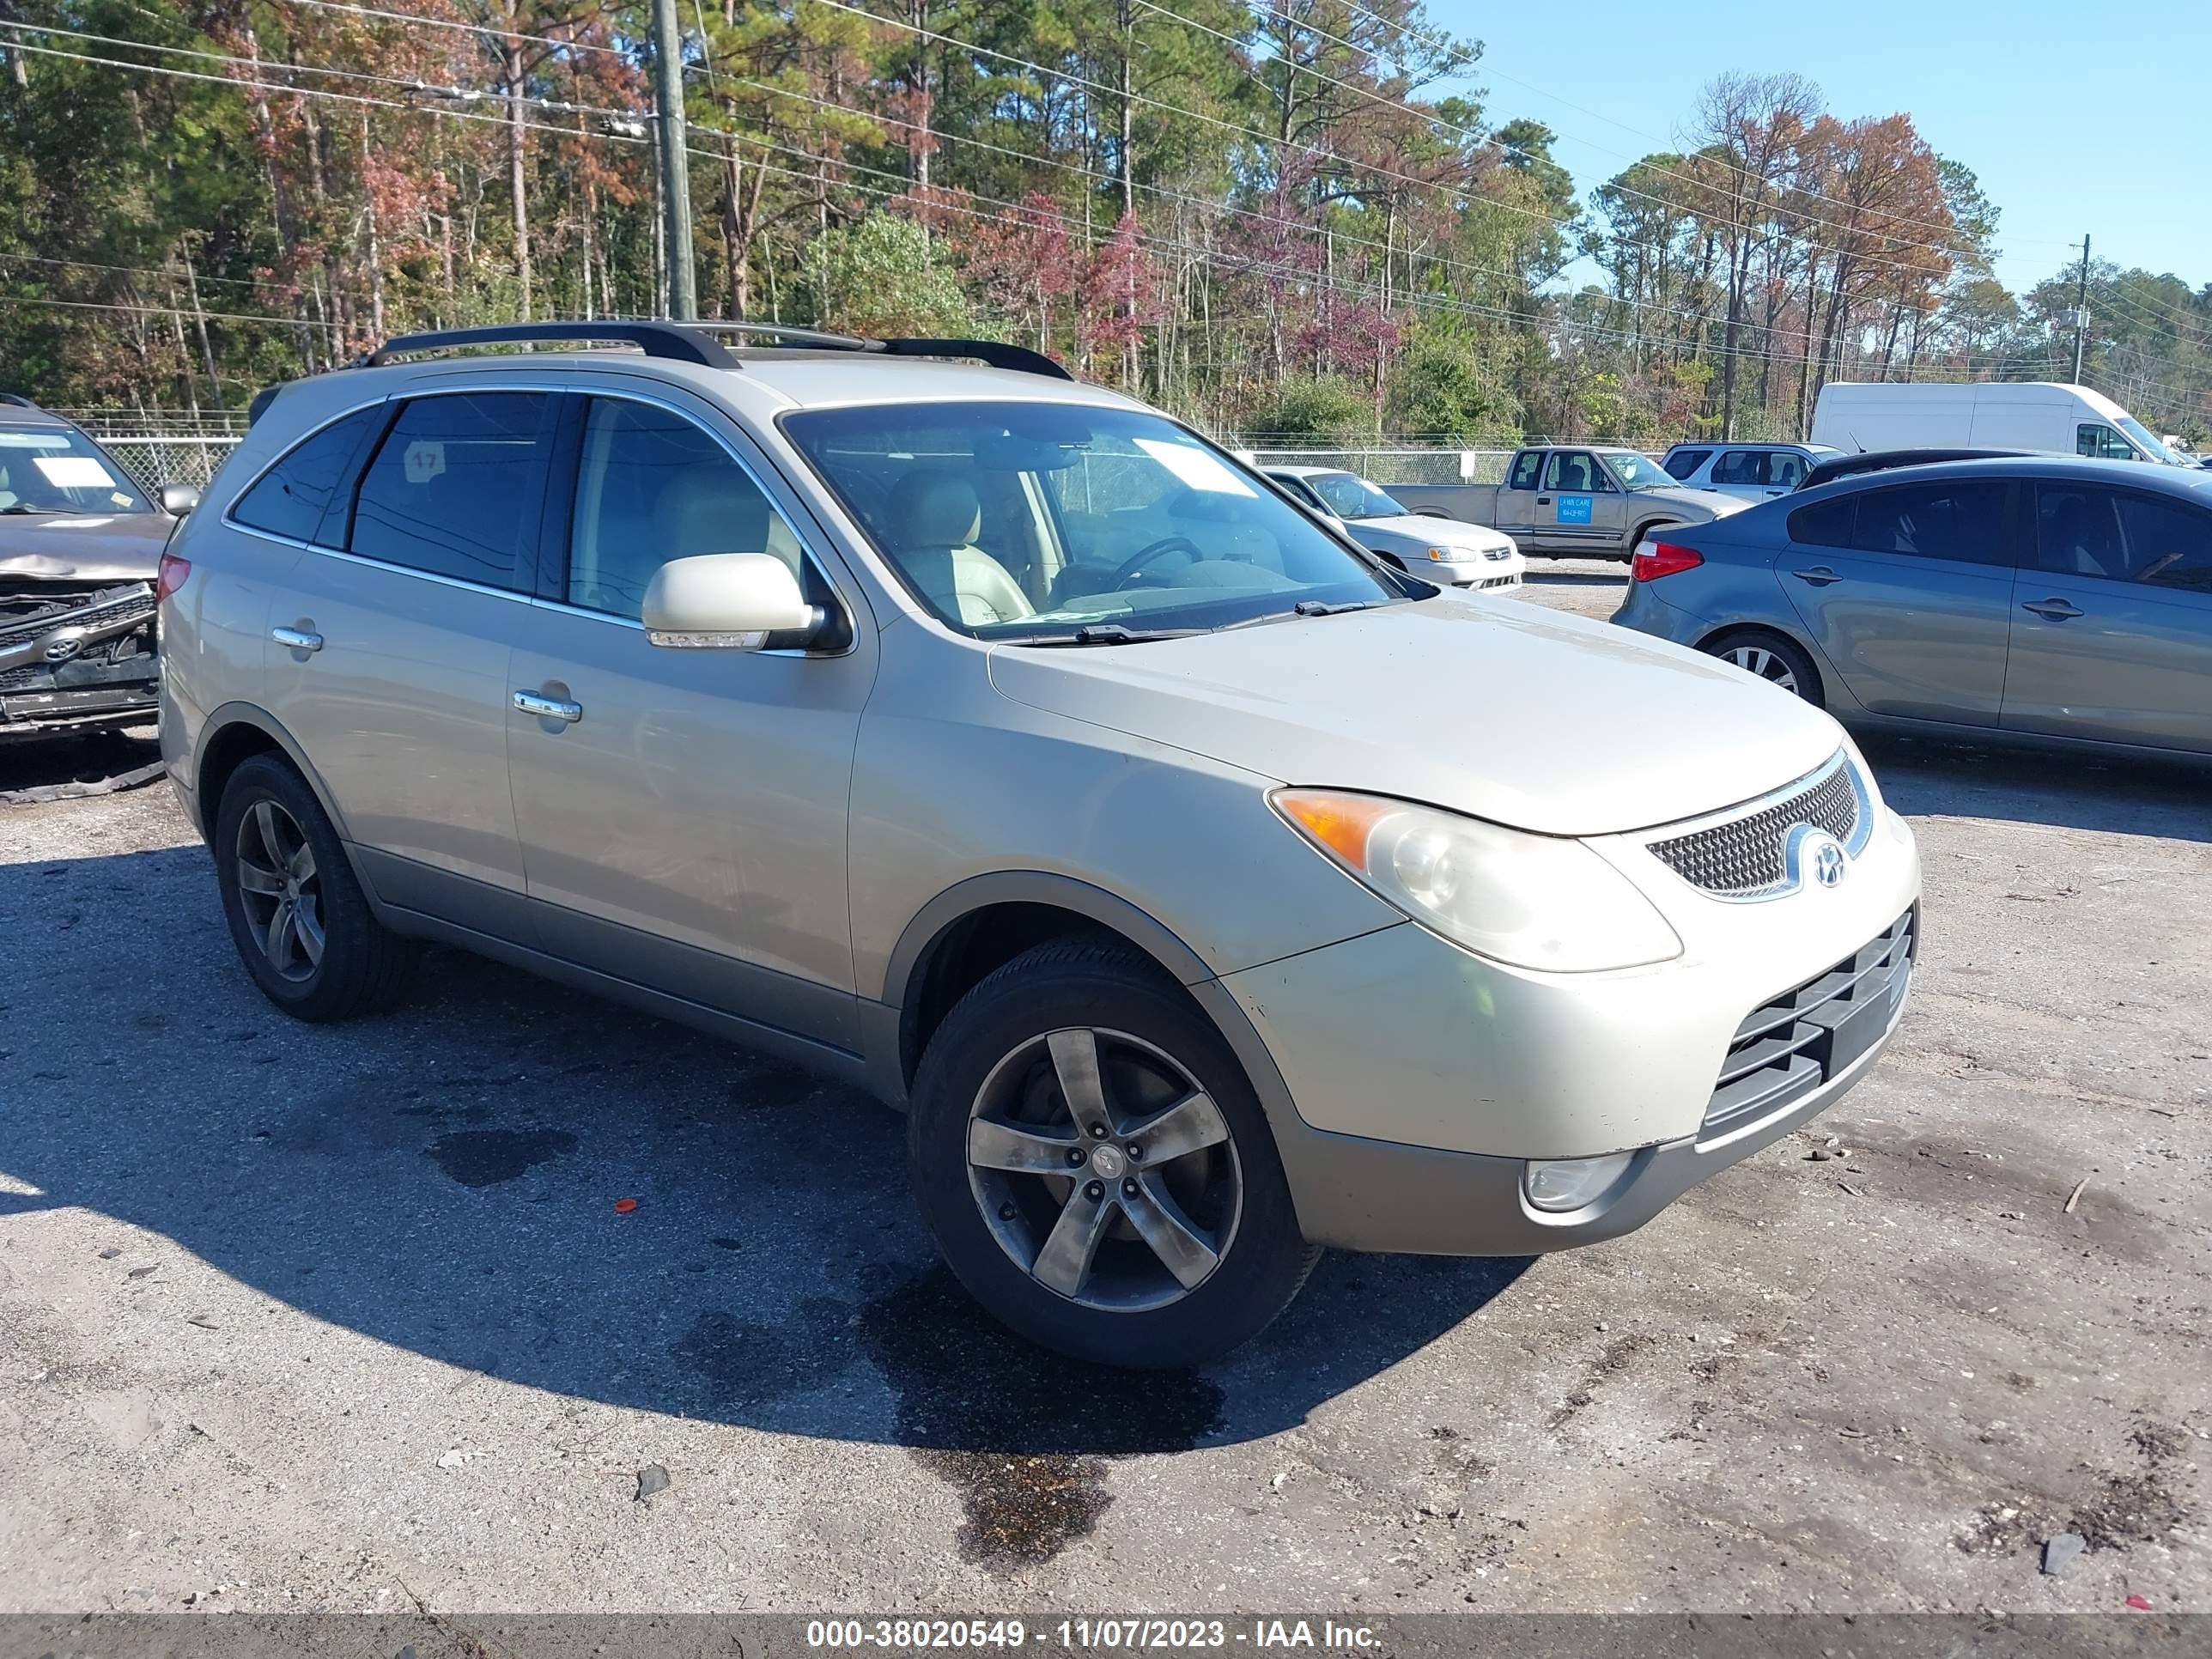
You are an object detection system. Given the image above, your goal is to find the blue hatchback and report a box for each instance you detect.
[1611,455,2212,760]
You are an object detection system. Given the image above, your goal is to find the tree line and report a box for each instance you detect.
[3,0,2208,447]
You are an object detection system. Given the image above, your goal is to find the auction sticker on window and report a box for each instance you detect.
[33,455,117,489]
[1557,494,1594,525]
[1133,438,1255,496]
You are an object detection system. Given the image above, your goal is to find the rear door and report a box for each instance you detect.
[1777,477,2020,726]
[503,386,877,1050]
[2002,483,2212,753]
[261,387,551,934]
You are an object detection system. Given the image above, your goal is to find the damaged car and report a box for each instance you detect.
[0,398,191,744]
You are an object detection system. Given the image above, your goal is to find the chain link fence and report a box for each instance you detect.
[93,435,241,493]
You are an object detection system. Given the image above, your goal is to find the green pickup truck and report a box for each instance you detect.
[1384,446,1747,561]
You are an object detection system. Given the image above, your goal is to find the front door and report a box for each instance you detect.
[1535,451,1623,553]
[2002,482,2212,753]
[1777,477,2021,726]
[260,389,553,933]
[504,387,878,1052]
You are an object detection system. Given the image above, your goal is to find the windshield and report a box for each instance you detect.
[2116,416,2183,465]
[1307,471,1409,520]
[0,424,152,514]
[1599,451,1676,490]
[782,403,1401,641]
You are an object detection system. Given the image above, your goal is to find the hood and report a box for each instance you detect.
[1631,485,1748,520]
[988,596,1842,836]
[0,511,171,582]
[1356,513,1513,553]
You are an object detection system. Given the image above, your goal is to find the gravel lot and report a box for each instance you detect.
[2,562,2207,1617]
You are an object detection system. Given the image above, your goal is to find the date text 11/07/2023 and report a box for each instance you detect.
[804,1620,1380,1650]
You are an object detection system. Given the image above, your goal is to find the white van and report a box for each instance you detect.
[1811,381,2185,465]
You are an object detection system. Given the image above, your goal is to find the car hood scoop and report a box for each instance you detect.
[988,596,1842,837]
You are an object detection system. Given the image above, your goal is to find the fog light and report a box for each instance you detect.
[1522,1152,1635,1212]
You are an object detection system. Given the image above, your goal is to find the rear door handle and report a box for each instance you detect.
[513,690,583,723]
[270,624,323,652]
[1790,566,1841,586]
[2022,597,2083,621]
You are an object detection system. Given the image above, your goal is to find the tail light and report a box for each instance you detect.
[156,550,191,601]
[1632,540,1704,581]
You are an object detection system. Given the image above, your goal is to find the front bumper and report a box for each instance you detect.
[0,579,161,738]
[1425,552,1524,590]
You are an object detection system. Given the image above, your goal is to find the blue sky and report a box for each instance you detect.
[1426,0,2207,298]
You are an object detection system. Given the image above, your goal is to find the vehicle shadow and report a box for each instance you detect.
[0,725,161,802]
[0,846,1528,1498]
[1860,732,2210,843]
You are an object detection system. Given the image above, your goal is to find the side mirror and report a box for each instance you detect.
[641,553,820,650]
[159,482,202,517]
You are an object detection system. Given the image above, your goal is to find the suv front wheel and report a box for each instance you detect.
[908,936,1319,1368]
[213,753,416,1021]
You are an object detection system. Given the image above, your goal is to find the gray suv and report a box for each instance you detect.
[162,322,1922,1366]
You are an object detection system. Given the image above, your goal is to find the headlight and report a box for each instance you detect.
[1273,790,1683,972]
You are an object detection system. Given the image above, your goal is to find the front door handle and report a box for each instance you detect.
[2022,597,2083,621]
[270,624,323,653]
[1536,495,1552,506]
[513,689,583,723]
[1790,566,1842,586]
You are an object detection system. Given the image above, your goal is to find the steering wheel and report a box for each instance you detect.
[1108,535,1204,589]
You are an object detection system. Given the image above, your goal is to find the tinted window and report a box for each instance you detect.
[1662,447,1711,481]
[229,406,383,544]
[1787,492,1856,548]
[568,398,805,618]
[2035,485,2127,579]
[1507,451,1543,491]
[2112,492,2212,592]
[2076,423,2136,462]
[350,393,550,588]
[1849,481,2011,566]
[1711,450,1764,486]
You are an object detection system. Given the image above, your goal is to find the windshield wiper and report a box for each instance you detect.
[0,503,77,515]
[1007,622,1206,647]
[1291,599,1382,617]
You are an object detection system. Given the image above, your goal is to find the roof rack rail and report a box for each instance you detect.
[361,321,739,369]
[0,392,40,408]
[353,319,1075,381]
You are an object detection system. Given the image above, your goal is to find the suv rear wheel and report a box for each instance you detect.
[214,753,415,1020]
[908,936,1318,1368]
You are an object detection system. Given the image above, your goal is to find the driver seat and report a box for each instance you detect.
[889,471,1035,626]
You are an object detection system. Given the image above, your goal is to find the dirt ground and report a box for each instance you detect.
[1,563,2206,1616]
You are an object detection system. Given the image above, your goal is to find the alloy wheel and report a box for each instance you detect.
[1723,643,1800,696]
[234,798,325,983]
[965,1027,1242,1314]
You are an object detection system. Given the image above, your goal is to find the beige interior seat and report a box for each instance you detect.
[888,471,1036,626]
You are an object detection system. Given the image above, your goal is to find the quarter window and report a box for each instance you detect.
[349,393,551,589]
[229,405,384,544]
[1786,492,1856,549]
[566,398,807,618]
[1848,481,2012,566]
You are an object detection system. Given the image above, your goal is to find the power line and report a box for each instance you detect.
[0,251,296,295]
[0,292,338,330]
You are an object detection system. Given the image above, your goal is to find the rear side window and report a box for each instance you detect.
[2112,494,2212,592]
[2047,489,2212,590]
[229,406,384,544]
[1849,481,2011,566]
[1662,447,1711,481]
[350,392,551,589]
[1507,452,1543,490]
[1787,492,1856,548]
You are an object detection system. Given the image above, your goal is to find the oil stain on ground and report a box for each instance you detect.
[427,1127,579,1188]
[857,1266,1223,1572]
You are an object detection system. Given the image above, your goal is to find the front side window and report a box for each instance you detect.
[1546,451,1610,493]
[2035,485,2130,579]
[1766,453,1810,489]
[350,392,550,589]
[782,402,1399,639]
[1308,471,1408,521]
[1850,481,2012,566]
[2077,423,2136,463]
[2110,492,2212,592]
[0,423,152,516]
[229,405,385,544]
[1662,447,1711,481]
[567,399,807,618]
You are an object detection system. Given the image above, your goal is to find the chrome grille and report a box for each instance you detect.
[1649,758,1859,896]
[1700,908,1917,1142]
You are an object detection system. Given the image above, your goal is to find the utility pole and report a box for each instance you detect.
[2071,234,2091,384]
[650,0,696,320]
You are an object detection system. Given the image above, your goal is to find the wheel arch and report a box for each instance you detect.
[882,872,1219,1096]
[1694,622,1828,704]
[194,702,355,847]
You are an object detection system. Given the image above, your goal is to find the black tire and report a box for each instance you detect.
[213,752,416,1021]
[1705,628,1825,708]
[908,935,1319,1369]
